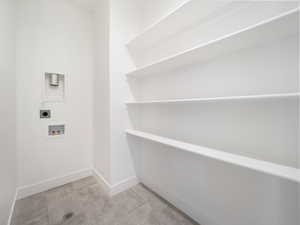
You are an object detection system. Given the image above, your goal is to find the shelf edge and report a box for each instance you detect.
[125,93,300,105]
[126,129,300,183]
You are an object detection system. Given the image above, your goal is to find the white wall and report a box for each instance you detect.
[0,0,17,223]
[94,0,111,182]
[16,0,94,188]
[298,9,300,224]
[109,0,142,185]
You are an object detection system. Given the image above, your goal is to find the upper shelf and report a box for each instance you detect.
[126,129,300,183]
[126,93,300,105]
[127,0,231,50]
[127,9,299,78]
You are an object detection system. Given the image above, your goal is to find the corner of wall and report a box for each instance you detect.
[6,190,18,225]
[93,168,139,196]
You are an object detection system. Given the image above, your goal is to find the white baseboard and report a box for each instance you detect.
[110,176,139,196]
[93,169,139,196]
[16,168,138,200]
[93,169,111,194]
[7,189,18,225]
[17,168,93,199]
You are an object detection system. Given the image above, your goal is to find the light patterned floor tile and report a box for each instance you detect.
[11,176,200,225]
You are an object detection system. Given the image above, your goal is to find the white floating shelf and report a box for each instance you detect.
[126,93,300,105]
[127,9,299,78]
[126,129,300,183]
[127,0,192,48]
[127,0,230,50]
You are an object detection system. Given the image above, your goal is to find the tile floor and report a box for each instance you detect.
[11,176,199,225]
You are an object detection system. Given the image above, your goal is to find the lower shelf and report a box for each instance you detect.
[126,129,300,183]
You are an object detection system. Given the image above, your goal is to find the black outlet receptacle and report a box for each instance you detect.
[40,110,51,119]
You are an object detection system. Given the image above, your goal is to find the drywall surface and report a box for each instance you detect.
[0,0,17,223]
[16,0,94,188]
[298,14,300,224]
[93,0,111,182]
[109,0,141,185]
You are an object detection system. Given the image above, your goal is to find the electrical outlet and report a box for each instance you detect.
[48,125,65,136]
